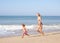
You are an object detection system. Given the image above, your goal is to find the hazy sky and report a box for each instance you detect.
[0,0,60,16]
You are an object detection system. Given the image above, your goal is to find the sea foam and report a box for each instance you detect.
[0,24,60,31]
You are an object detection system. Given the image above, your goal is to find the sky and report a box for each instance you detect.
[0,0,60,16]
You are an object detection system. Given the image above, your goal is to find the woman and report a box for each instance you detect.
[36,13,44,35]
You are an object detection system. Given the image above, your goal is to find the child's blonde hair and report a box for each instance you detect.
[22,24,25,27]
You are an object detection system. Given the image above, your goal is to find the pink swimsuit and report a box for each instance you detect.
[23,31,28,35]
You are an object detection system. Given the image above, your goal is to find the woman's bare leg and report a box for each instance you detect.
[40,24,44,35]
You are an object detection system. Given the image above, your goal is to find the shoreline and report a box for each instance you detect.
[0,30,60,38]
[0,31,60,38]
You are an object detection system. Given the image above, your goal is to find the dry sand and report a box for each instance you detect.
[0,32,60,43]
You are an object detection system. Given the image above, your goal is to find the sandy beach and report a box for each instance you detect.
[0,32,60,43]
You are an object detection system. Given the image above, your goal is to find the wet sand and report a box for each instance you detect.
[0,32,60,43]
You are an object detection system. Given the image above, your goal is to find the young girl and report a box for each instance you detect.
[36,13,44,35]
[22,24,29,38]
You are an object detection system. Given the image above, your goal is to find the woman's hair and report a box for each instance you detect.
[37,13,40,16]
[22,24,25,27]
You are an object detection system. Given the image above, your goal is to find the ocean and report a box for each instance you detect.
[0,16,60,37]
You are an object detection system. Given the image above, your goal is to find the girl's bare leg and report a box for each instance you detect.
[25,33,29,36]
[22,33,25,38]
